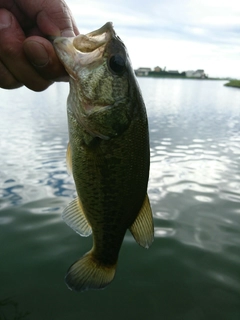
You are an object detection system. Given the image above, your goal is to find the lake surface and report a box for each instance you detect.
[0,78,240,320]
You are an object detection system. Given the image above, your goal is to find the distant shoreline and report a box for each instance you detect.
[134,67,237,82]
[224,80,240,88]
[136,75,230,81]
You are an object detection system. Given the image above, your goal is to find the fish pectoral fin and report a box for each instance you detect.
[62,197,92,237]
[129,194,154,249]
[66,142,72,174]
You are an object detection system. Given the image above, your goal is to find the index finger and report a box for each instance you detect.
[15,0,79,37]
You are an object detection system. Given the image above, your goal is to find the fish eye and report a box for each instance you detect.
[109,55,126,75]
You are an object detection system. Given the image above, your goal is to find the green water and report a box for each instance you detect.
[0,79,240,320]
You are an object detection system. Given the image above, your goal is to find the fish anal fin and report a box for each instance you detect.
[65,251,116,292]
[129,194,154,249]
[62,197,92,237]
[66,142,72,174]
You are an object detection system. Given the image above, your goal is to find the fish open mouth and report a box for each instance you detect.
[53,22,116,69]
[73,22,115,53]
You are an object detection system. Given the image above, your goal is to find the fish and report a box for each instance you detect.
[53,22,154,292]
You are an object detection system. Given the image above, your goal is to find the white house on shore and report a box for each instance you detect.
[135,67,151,76]
[135,67,208,78]
[186,70,207,78]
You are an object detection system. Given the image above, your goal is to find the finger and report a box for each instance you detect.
[0,0,34,31]
[23,36,69,81]
[0,60,22,89]
[15,0,80,37]
[0,9,52,91]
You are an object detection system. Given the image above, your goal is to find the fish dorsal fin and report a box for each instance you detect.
[129,194,154,248]
[66,142,72,174]
[62,197,92,237]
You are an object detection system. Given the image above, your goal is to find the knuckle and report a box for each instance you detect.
[0,41,17,58]
[1,66,53,92]
[0,61,21,89]
[0,60,53,91]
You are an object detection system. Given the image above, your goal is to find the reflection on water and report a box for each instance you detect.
[0,79,240,319]
[0,84,74,210]
[144,79,240,252]
[0,297,30,319]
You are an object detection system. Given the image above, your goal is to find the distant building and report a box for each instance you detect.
[154,66,162,72]
[135,67,151,76]
[185,70,194,77]
[135,67,208,79]
[186,70,207,78]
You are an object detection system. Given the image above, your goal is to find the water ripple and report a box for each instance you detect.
[0,80,240,319]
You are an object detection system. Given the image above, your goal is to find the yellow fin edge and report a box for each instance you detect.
[62,197,92,237]
[129,194,154,248]
[65,251,116,292]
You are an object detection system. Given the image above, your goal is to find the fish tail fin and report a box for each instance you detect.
[65,251,116,292]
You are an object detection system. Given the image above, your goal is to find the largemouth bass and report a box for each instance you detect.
[53,22,154,292]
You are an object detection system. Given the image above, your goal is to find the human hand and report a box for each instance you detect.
[0,0,79,91]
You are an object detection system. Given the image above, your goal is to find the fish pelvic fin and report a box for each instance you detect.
[62,197,92,237]
[129,194,154,249]
[66,142,72,174]
[65,251,116,292]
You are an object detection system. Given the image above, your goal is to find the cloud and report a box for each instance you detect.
[67,0,240,78]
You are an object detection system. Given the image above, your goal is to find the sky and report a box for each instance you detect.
[66,0,240,78]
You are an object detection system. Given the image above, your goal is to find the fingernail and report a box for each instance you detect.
[61,29,75,37]
[0,10,12,29]
[24,41,49,67]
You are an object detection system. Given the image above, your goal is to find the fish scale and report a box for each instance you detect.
[53,22,154,292]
